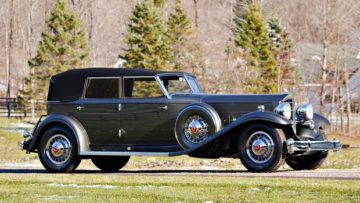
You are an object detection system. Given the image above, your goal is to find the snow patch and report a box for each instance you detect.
[47,183,116,189]
[135,185,171,190]
[201,166,219,170]
[11,122,34,129]
[3,162,42,168]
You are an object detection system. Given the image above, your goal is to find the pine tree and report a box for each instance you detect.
[234,2,278,93]
[18,0,90,120]
[122,0,172,71]
[167,0,193,71]
[267,17,303,92]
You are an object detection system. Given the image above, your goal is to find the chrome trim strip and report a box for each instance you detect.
[87,77,121,79]
[80,151,170,156]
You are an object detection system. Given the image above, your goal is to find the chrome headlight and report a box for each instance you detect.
[296,104,313,120]
[274,102,292,119]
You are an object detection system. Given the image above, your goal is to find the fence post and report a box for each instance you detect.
[7,103,10,118]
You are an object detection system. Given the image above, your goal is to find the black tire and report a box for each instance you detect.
[175,104,221,149]
[38,125,81,173]
[285,151,328,170]
[286,126,328,170]
[237,123,286,172]
[91,156,130,172]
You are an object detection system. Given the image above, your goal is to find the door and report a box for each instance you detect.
[117,77,172,145]
[72,77,121,146]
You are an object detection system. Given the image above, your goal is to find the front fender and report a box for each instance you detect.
[313,113,331,127]
[170,111,291,156]
[27,113,90,153]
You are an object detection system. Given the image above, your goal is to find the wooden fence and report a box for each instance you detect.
[0,98,27,118]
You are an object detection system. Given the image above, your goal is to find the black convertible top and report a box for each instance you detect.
[47,67,187,102]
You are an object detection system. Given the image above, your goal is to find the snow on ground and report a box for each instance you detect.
[47,183,116,189]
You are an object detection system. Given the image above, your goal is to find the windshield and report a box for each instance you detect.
[159,75,203,95]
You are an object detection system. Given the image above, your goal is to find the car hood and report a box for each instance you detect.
[199,93,290,104]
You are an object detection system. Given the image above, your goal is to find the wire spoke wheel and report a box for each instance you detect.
[245,131,274,164]
[183,115,209,144]
[45,134,72,165]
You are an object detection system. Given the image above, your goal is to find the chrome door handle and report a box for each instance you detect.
[118,104,122,111]
[76,106,84,111]
[159,105,168,111]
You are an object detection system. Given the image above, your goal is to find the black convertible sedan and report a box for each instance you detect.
[20,68,340,173]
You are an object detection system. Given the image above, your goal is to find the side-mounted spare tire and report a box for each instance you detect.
[175,103,222,150]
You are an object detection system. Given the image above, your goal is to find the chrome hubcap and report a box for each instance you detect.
[45,134,72,165]
[246,131,274,164]
[184,115,209,143]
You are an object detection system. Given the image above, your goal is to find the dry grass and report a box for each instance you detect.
[0,174,359,202]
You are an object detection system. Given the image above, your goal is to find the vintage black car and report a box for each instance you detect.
[20,68,340,173]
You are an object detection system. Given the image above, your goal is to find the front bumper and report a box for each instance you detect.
[287,138,341,154]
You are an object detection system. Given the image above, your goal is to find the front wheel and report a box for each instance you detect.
[237,124,287,172]
[285,152,328,170]
[38,125,81,173]
[91,156,130,172]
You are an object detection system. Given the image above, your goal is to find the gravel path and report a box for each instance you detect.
[1,168,359,180]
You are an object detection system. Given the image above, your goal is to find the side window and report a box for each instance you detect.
[123,78,164,98]
[85,78,119,98]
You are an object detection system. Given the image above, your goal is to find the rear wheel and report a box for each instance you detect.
[38,125,81,173]
[237,123,286,172]
[91,156,130,172]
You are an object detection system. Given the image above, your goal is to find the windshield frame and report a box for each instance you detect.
[156,73,203,99]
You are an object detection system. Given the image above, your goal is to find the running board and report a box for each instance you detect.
[80,151,171,156]
[287,138,341,154]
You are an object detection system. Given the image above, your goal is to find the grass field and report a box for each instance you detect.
[0,174,359,202]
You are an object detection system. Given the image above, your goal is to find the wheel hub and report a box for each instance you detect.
[45,134,72,165]
[187,120,203,137]
[246,131,274,164]
[51,141,65,157]
[184,115,209,143]
[251,139,267,156]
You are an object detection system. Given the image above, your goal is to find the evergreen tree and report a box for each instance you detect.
[122,0,172,71]
[167,0,193,71]
[234,2,278,93]
[18,0,90,119]
[267,17,303,92]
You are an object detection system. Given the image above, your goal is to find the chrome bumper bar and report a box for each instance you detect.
[287,138,341,154]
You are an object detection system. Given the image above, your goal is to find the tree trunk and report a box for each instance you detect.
[319,45,327,115]
[344,69,351,135]
[338,85,344,133]
[193,0,198,27]
[6,0,14,98]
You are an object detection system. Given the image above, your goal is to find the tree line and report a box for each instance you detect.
[8,0,360,136]
[17,0,299,120]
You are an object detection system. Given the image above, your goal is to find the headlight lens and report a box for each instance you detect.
[274,102,292,119]
[296,104,313,120]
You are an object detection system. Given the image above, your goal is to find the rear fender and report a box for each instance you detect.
[27,113,90,153]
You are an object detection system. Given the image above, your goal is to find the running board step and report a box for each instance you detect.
[80,151,171,156]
